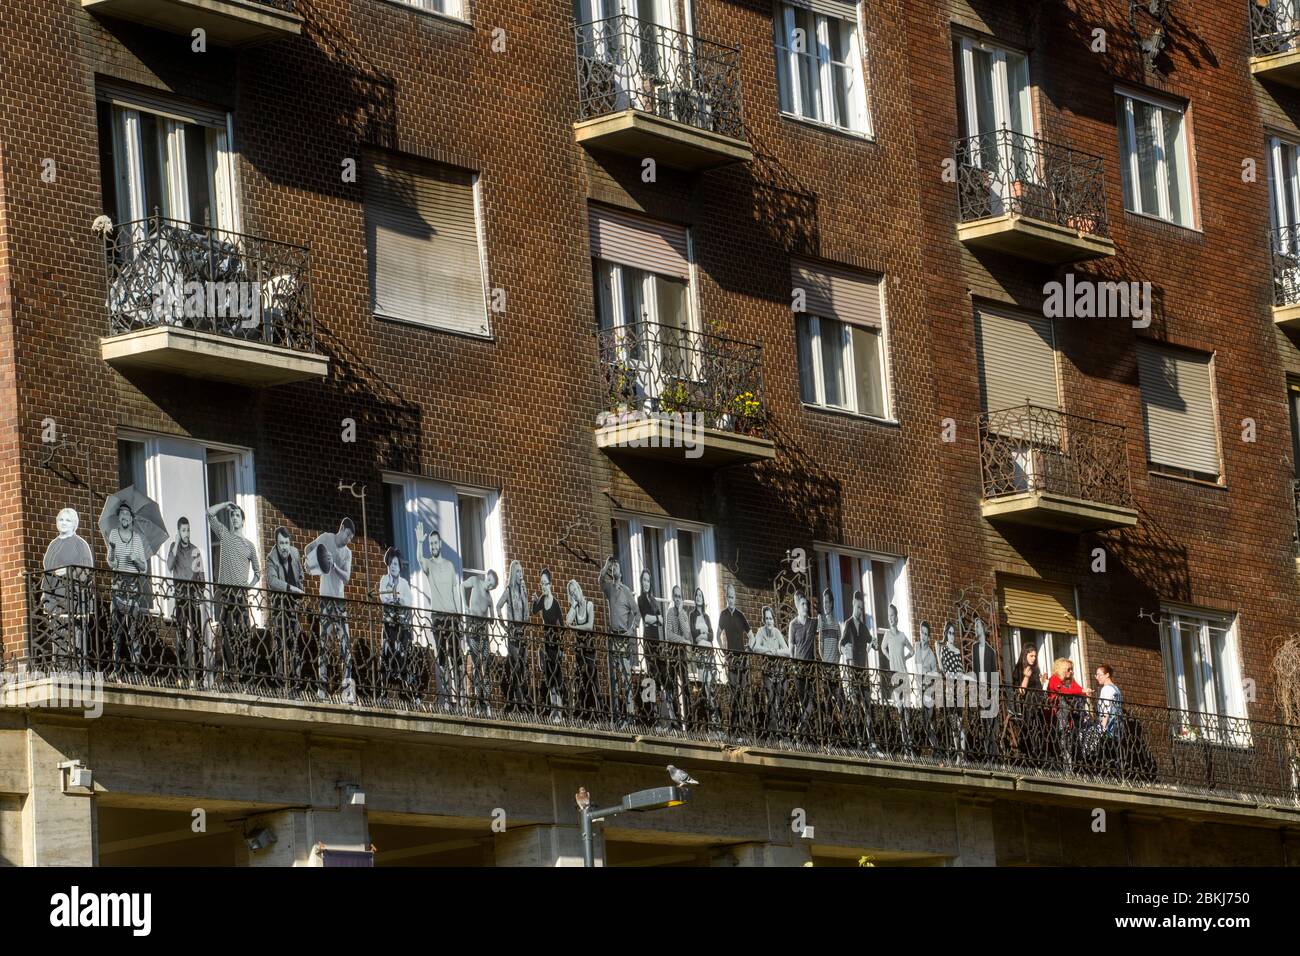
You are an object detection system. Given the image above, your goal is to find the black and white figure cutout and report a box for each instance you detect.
[416,520,462,615]
[306,518,356,703]
[379,546,414,700]
[532,568,565,718]
[40,508,95,659]
[100,487,167,669]
[816,588,840,664]
[166,516,208,687]
[266,527,305,687]
[464,568,497,713]
[207,500,260,681]
[598,555,640,726]
[496,560,529,713]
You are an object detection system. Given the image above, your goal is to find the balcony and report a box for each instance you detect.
[979,404,1138,532]
[572,15,752,171]
[99,215,329,387]
[82,0,302,47]
[1271,226,1300,328]
[10,566,1300,808]
[594,321,775,467]
[956,129,1116,265]
[1250,0,1300,85]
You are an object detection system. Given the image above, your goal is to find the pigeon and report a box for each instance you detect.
[667,765,699,787]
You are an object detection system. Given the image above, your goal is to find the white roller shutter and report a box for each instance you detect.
[791,258,882,328]
[364,154,489,337]
[784,0,859,17]
[1136,341,1221,478]
[588,205,690,279]
[975,306,1059,414]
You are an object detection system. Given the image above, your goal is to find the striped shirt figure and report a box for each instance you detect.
[208,503,260,587]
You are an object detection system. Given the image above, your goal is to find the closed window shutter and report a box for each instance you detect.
[1000,576,1078,634]
[364,155,488,336]
[975,306,1058,413]
[791,258,882,328]
[785,0,858,17]
[588,205,690,279]
[97,80,229,128]
[1136,342,1220,477]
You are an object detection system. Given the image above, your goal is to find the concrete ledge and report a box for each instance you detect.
[1251,50,1300,87]
[574,111,753,171]
[4,678,1297,829]
[1274,301,1300,329]
[957,214,1117,265]
[82,0,302,46]
[102,326,329,387]
[595,419,775,467]
[981,491,1139,533]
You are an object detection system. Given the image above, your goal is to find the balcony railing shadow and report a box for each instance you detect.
[13,567,1300,806]
[101,214,317,354]
[573,14,746,141]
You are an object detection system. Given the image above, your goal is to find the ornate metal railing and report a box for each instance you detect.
[102,214,316,353]
[1292,478,1300,552]
[1271,225,1300,308]
[956,129,1111,239]
[595,321,768,438]
[574,15,746,141]
[10,567,1300,805]
[1250,0,1300,57]
[979,404,1133,509]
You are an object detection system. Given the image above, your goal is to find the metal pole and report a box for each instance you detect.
[581,807,594,868]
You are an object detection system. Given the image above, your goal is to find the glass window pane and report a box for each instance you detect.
[1006,52,1030,137]
[851,325,885,417]
[870,559,891,637]
[185,125,214,228]
[796,315,817,404]
[1208,624,1232,718]
[654,275,690,373]
[137,112,168,219]
[1134,101,1161,216]
[1162,107,1186,224]
[641,525,664,600]
[457,495,485,574]
[1178,621,1204,714]
[820,318,847,407]
[972,48,997,138]
[677,529,698,605]
[1117,99,1136,210]
[97,101,119,221]
[797,9,818,119]
[117,439,146,491]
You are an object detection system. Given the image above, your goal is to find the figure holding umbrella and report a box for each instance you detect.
[99,487,168,672]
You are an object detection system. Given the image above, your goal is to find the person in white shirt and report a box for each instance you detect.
[417,522,462,708]
[306,518,355,702]
[379,547,413,697]
[1095,663,1123,738]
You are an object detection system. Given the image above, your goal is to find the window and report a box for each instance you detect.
[975,306,1058,415]
[383,474,503,612]
[1161,607,1247,740]
[1117,90,1195,228]
[955,36,1033,142]
[391,0,464,17]
[611,514,717,633]
[998,576,1081,682]
[363,153,489,336]
[792,259,888,418]
[96,85,239,231]
[1135,341,1221,481]
[117,432,260,608]
[814,547,909,669]
[774,1,869,134]
[590,206,698,401]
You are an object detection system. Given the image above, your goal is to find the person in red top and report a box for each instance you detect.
[1046,658,1090,769]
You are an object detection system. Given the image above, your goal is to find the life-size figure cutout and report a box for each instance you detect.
[266,526,305,690]
[166,516,207,687]
[306,518,356,703]
[598,555,641,727]
[41,508,95,662]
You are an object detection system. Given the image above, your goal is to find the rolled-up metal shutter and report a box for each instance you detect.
[1000,575,1078,633]
[363,153,488,337]
[791,258,882,328]
[1136,341,1220,478]
[588,205,690,279]
[975,306,1059,414]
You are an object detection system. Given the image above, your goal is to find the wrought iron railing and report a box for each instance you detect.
[1292,477,1300,552]
[956,129,1111,239]
[102,214,316,354]
[595,321,768,439]
[1271,225,1300,308]
[979,404,1134,509]
[574,15,746,141]
[11,567,1300,805]
[1250,0,1300,57]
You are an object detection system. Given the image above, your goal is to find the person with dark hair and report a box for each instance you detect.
[662,584,692,732]
[166,516,206,687]
[532,568,565,720]
[689,586,718,733]
[717,583,752,734]
[913,621,940,752]
[637,569,664,729]
[208,500,260,683]
[840,590,877,751]
[1007,642,1044,762]
[107,501,149,671]
[417,521,463,708]
[787,593,815,739]
[306,518,355,703]
[379,547,413,699]
[265,526,304,690]
[880,604,914,751]
[938,621,965,759]
[1095,663,1123,740]
[599,556,640,727]
[566,579,599,720]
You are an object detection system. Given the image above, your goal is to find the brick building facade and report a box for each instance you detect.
[0,0,1297,866]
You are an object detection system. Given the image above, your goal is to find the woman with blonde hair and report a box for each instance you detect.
[1046,657,1089,769]
[495,560,528,712]
[567,579,599,719]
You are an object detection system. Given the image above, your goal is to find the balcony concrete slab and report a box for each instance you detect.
[102,326,328,387]
[574,110,752,171]
[82,0,302,46]
[981,491,1138,533]
[958,214,1116,265]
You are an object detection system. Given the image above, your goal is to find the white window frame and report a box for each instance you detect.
[99,93,240,234]
[382,471,505,617]
[813,544,910,670]
[1160,605,1249,746]
[774,2,871,136]
[387,0,467,20]
[797,313,890,419]
[957,35,1034,141]
[1118,88,1196,228]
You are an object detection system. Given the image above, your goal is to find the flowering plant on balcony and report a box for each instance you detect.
[731,390,766,435]
[657,379,693,415]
